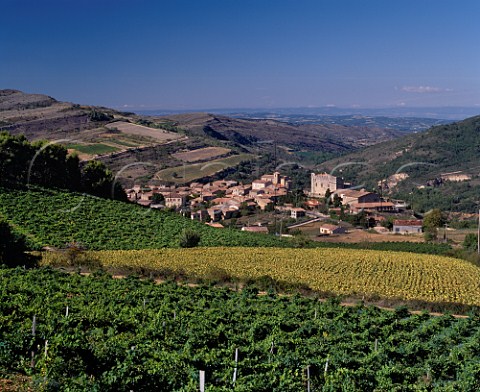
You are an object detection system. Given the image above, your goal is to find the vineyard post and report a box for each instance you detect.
[306,365,311,392]
[374,338,378,352]
[31,315,37,368]
[199,370,205,392]
[324,357,329,376]
[44,340,48,358]
[65,306,69,317]
[477,209,480,255]
[269,340,274,363]
[232,347,239,385]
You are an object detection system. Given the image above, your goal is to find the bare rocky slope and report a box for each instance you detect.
[0,89,411,185]
[159,112,401,151]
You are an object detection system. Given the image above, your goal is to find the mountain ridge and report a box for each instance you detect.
[1,89,464,189]
[319,114,480,212]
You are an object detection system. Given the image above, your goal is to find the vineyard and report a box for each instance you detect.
[0,187,453,256]
[42,247,480,306]
[0,187,289,250]
[1,267,480,391]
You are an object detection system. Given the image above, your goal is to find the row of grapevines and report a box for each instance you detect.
[1,266,480,391]
[0,187,290,250]
[0,187,454,256]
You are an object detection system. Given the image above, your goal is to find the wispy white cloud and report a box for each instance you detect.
[401,86,453,94]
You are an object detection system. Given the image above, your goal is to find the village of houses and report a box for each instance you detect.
[126,171,423,239]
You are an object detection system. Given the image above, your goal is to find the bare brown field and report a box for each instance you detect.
[155,153,254,184]
[172,147,231,162]
[106,121,182,142]
[297,221,473,245]
[310,228,425,243]
[0,376,33,392]
[442,228,476,244]
[0,102,72,121]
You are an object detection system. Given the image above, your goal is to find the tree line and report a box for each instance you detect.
[0,132,126,200]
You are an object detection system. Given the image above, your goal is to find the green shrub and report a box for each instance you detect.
[463,233,478,251]
[179,229,201,248]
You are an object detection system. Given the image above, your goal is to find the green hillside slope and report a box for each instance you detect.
[320,115,480,212]
[0,187,289,250]
[0,187,455,254]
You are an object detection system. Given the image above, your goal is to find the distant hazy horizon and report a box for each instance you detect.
[2,0,479,110]
[133,106,480,121]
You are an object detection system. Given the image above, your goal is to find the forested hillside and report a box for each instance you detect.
[320,115,480,212]
[0,132,125,200]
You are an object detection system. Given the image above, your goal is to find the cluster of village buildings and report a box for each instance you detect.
[125,171,423,235]
[310,172,422,234]
[126,172,299,224]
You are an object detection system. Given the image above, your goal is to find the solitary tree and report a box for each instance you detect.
[423,209,445,241]
[333,194,342,208]
[463,233,478,252]
[152,193,165,204]
[324,188,332,200]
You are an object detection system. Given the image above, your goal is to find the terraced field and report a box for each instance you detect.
[106,121,182,142]
[66,143,120,155]
[154,153,254,183]
[172,146,231,162]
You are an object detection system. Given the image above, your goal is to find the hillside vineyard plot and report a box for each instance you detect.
[0,187,288,250]
[0,186,453,255]
[154,154,254,184]
[1,267,480,391]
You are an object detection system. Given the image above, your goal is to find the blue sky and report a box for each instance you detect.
[1,0,479,110]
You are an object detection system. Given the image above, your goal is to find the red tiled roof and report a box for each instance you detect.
[393,220,423,226]
[165,193,184,199]
[352,202,394,208]
[320,224,341,230]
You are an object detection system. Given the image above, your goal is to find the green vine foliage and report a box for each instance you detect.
[0,187,452,256]
[0,187,291,250]
[1,267,480,391]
